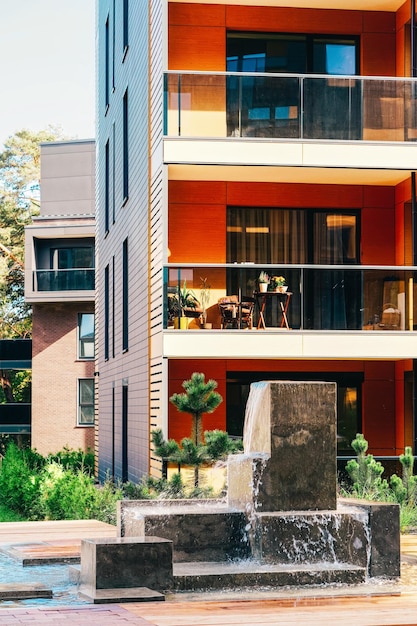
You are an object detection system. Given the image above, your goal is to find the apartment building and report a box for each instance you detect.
[96,0,417,483]
[25,140,96,455]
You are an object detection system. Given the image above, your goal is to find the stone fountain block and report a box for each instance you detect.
[118,500,250,562]
[238,381,337,511]
[251,508,369,566]
[78,536,173,595]
[339,498,400,578]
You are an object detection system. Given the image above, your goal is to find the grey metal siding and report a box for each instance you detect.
[97,0,155,482]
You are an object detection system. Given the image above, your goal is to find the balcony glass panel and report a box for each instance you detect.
[34,269,95,291]
[163,265,417,332]
[164,72,417,142]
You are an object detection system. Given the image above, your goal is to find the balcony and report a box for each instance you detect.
[164,263,417,330]
[162,264,417,359]
[33,269,95,292]
[165,72,417,142]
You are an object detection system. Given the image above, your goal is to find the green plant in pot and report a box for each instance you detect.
[258,271,270,292]
[269,275,287,292]
[169,280,199,328]
[199,277,211,328]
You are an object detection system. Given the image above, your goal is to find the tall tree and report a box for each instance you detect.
[0,127,65,402]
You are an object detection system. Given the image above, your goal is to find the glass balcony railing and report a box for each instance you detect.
[164,72,417,142]
[34,269,95,292]
[164,264,417,331]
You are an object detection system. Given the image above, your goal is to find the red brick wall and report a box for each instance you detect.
[31,303,95,455]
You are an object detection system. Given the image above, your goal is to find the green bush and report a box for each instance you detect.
[0,442,44,518]
[39,464,123,524]
[0,443,116,523]
[47,446,94,474]
[343,434,417,532]
[344,434,390,501]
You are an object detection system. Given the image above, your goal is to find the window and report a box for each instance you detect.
[226,32,359,140]
[105,15,110,110]
[112,123,116,223]
[227,207,360,330]
[122,238,129,351]
[122,381,128,482]
[123,89,129,202]
[112,255,115,357]
[78,313,95,359]
[226,32,359,75]
[104,265,109,360]
[105,140,110,234]
[123,0,129,57]
[78,379,94,426]
[51,247,94,269]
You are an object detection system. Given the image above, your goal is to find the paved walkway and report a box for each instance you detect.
[0,521,417,624]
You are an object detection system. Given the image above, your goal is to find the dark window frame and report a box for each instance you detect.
[77,378,95,427]
[78,313,95,360]
[122,238,129,352]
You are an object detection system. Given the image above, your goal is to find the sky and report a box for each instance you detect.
[0,0,96,147]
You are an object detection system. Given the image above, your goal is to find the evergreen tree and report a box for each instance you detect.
[170,372,223,446]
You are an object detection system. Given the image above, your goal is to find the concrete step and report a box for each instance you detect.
[173,561,367,591]
[78,586,165,604]
[0,582,52,600]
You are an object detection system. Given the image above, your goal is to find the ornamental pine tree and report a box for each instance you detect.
[169,372,223,487]
[169,372,222,446]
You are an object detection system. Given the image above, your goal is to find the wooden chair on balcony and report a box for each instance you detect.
[218,295,254,329]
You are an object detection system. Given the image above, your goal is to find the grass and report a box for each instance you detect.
[0,503,26,522]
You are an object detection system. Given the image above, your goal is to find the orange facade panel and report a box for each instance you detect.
[226,182,364,209]
[361,207,396,265]
[169,202,226,263]
[169,3,225,27]
[169,25,226,71]
[363,11,395,33]
[362,33,396,76]
[169,180,227,205]
[225,6,363,35]
[168,360,227,441]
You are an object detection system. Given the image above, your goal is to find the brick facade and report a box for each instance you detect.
[31,303,95,455]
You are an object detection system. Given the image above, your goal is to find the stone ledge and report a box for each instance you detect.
[78,586,165,604]
[0,583,52,600]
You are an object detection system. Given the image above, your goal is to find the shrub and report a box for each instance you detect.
[47,446,94,475]
[344,434,390,501]
[39,464,123,523]
[0,442,44,518]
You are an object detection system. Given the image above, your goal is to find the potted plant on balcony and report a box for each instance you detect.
[258,271,270,293]
[169,280,199,329]
[199,276,212,329]
[270,275,287,293]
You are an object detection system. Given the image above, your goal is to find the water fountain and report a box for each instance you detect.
[78,381,400,601]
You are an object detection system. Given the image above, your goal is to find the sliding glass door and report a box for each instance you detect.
[227,207,361,329]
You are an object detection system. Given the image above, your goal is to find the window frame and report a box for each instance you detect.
[78,313,95,361]
[77,378,95,427]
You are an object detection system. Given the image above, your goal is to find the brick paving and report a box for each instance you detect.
[0,605,153,625]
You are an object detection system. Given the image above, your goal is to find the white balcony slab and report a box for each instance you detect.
[163,329,417,361]
[164,138,417,173]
